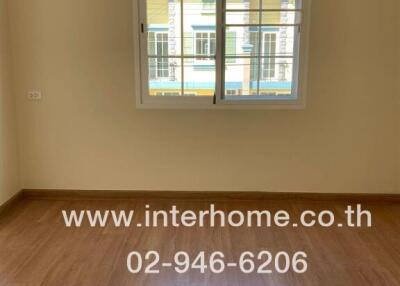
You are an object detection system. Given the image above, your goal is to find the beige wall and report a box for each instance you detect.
[0,0,19,205]
[397,0,400,192]
[7,0,399,193]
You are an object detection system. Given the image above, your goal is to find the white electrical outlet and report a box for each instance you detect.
[28,90,42,101]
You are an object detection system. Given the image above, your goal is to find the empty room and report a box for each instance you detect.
[0,0,400,285]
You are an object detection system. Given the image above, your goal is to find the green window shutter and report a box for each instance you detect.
[250,57,258,81]
[249,32,258,81]
[148,32,155,55]
[148,32,156,80]
[226,31,236,63]
[184,32,194,63]
[149,58,157,80]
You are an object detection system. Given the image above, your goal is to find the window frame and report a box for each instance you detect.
[133,0,312,110]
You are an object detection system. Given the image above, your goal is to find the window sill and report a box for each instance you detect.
[136,98,306,110]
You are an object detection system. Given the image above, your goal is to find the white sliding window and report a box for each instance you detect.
[135,0,311,109]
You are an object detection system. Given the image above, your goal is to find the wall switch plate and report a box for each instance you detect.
[28,91,42,100]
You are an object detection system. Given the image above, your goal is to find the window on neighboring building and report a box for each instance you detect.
[148,32,169,79]
[136,0,310,109]
[262,33,277,79]
[195,32,216,60]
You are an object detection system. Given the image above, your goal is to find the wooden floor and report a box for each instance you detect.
[0,195,400,286]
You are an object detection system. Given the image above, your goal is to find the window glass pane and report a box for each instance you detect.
[225,27,259,57]
[259,58,294,96]
[226,11,260,25]
[263,0,300,10]
[147,0,216,97]
[266,26,295,57]
[144,0,302,101]
[226,0,260,10]
[183,0,215,96]
[148,59,182,96]
[226,0,301,10]
[184,0,216,57]
[184,58,215,96]
[261,11,301,25]
[147,0,181,56]
[226,0,300,11]
[223,0,300,99]
[225,58,259,96]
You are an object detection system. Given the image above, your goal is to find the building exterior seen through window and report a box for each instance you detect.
[142,0,304,105]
